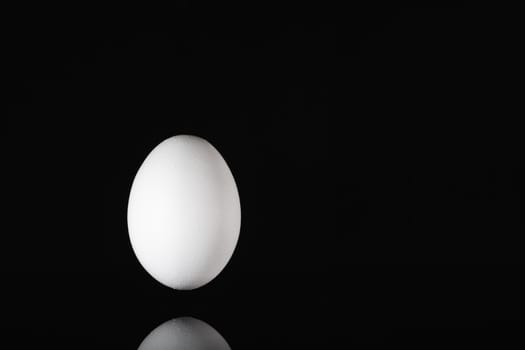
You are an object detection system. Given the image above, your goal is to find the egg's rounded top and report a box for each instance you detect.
[127,134,241,290]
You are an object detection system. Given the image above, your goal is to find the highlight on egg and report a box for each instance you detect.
[127,135,241,290]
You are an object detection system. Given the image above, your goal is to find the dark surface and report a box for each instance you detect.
[5,2,523,347]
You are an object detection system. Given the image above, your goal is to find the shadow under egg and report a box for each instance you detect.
[138,317,231,350]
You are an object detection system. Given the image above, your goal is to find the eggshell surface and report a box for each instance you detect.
[127,135,241,290]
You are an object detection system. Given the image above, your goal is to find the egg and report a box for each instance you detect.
[127,135,241,290]
[138,317,231,350]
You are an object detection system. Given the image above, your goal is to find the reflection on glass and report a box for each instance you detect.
[138,317,231,350]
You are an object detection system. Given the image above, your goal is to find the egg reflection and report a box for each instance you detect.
[138,317,231,350]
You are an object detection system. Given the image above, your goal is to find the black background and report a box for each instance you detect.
[5,1,523,347]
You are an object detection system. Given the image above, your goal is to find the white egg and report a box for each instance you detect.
[138,317,231,350]
[127,135,241,290]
